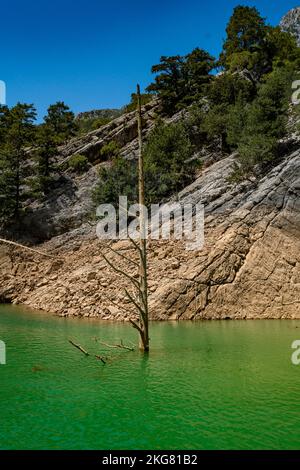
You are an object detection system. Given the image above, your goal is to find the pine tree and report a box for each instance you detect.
[0,105,10,144]
[265,26,300,69]
[226,96,249,148]
[182,48,215,105]
[0,103,36,222]
[147,49,215,114]
[201,104,229,153]
[147,55,185,115]
[235,67,292,175]
[44,101,77,143]
[34,123,58,194]
[219,5,267,69]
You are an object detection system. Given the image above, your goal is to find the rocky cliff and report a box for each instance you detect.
[17,100,160,242]
[280,7,300,46]
[0,112,299,319]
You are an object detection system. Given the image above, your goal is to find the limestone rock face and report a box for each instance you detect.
[151,149,300,319]
[15,100,160,242]
[0,145,299,320]
[0,91,300,319]
[280,7,300,46]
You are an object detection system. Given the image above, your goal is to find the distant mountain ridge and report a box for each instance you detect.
[280,7,300,46]
[76,108,122,121]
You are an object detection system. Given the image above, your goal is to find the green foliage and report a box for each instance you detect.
[197,63,293,174]
[244,67,291,138]
[99,141,120,160]
[219,6,267,70]
[265,27,300,69]
[181,102,208,147]
[68,154,89,173]
[147,55,185,115]
[147,48,215,115]
[201,104,229,152]
[124,93,153,113]
[76,109,122,134]
[0,103,37,222]
[44,101,77,143]
[200,73,253,152]
[238,134,277,170]
[181,48,216,106]
[227,51,256,72]
[93,157,137,209]
[93,121,199,209]
[233,66,293,176]
[77,117,111,134]
[0,105,10,143]
[208,72,255,106]
[91,118,111,129]
[33,123,58,195]
[226,97,249,147]
[143,120,198,203]
[219,6,300,80]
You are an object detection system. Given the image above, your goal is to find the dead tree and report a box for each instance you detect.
[135,83,149,352]
[99,84,150,352]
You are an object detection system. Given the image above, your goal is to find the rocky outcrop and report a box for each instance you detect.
[17,100,160,242]
[61,100,160,163]
[0,143,299,319]
[280,7,300,46]
[2,9,300,321]
[76,108,122,122]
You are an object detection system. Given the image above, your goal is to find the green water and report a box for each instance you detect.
[1,305,300,450]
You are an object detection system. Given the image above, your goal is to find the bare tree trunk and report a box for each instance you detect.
[136,84,149,352]
[98,86,150,352]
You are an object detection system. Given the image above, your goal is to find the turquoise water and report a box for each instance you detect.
[0,304,300,450]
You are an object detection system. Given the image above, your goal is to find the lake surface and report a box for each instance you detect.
[0,304,300,450]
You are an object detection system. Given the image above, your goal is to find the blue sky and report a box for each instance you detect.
[1,0,298,120]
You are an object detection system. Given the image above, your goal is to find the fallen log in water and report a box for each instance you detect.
[69,339,107,364]
[95,354,107,365]
[69,340,89,356]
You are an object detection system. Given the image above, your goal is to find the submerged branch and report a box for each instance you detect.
[69,339,89,356]
[95,354,107,364]
[94,337,135,352]
[69,339,106,364]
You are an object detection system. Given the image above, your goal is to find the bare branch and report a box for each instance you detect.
[69,340,89,356]
[129,318,143,335]
[125,288,146,320]
[94,338,135,352]
[69,339,106,364]
[106,243,139,267]
[100,289,134,316]
[95,354,107,364]
[128,235,143,255]
[99,249,140,289]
